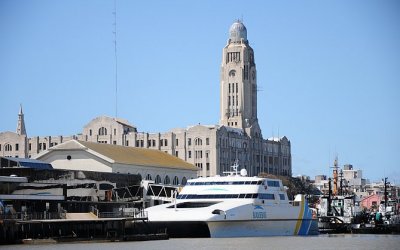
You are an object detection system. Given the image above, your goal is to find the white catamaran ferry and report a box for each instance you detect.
[145,164,319,237]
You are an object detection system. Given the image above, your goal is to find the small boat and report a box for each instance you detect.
[145,163,319,237]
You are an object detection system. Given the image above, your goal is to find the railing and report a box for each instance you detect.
[98,210,148,219]
[0,211,62,220]
[0,209,148,221]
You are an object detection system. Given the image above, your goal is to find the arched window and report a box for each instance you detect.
[195,138,202,146]
[181,177,187,186]
[145,174,152,180]
[155,175,161,184]
[5,144,12,151]
[164,175,170,185]
[173,176,179,185]
[98,127,107,136]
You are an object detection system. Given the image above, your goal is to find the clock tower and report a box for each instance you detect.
[220,20,261,138]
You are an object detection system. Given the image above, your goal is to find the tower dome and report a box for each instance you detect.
[229,20,247,43]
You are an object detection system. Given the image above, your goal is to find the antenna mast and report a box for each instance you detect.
[113,0,118,118]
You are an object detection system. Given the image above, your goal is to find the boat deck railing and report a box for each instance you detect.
[99,210,148,220]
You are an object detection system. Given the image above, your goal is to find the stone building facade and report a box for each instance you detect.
[0,21,292,177]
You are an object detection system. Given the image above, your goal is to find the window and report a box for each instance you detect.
[145,174,152,180]
[43,143,46,150]
[0,144,1,151]
[15,143,19,151]
[206,138,209,145]
[195,150,202,159]
[229,70,236,77]
[182,177,187,186]
[173,176,179,185]
[176,138,179,146]
[113,141,116,145]
[126,140,129,146]
[89,129,92,136]
[188,151,192,158]
[5,144,12,151]
[195,138,202,146]
[99,127,107,135]
[236,83,238,93]
[266,180,280,187]
[259,193,275,200]
[206,163,210,171]
[279,194,285,200]
[175,151,179,157]
[114,128,116,135]
[155,175,162,184]
[160,139,163,147]
[188,138,192,146]
[164,175,170,185]
[164,139,168,146]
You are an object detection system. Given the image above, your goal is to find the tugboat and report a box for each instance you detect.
[316,157,359,233]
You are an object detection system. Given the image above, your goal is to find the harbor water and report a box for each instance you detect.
[3,234,400,250]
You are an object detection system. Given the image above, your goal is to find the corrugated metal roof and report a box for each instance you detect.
[78,141,196,171]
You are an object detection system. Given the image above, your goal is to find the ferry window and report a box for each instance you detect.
[279,194,285,200]
[267,180,280,187]
[245,194,253,198]
[239,194,246,198]
[259,193,275,200]
[250,181,258,185]
[252,194,259,198]
[257,181,263,185]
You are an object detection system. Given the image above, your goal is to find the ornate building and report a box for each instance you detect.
[0,21,292,177]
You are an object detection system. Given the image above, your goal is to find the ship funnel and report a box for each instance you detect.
[240,169,248,176]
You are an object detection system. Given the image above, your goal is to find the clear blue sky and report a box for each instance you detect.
[1,1,399,183]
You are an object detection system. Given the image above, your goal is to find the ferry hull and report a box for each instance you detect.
[208,219,319,237]
[141,219,318,238]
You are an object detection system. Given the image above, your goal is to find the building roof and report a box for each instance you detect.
[39,140,196,171]
[79,141,196,171]
[229,20,247,42]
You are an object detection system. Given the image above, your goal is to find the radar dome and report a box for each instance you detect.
[240,168,248,176]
